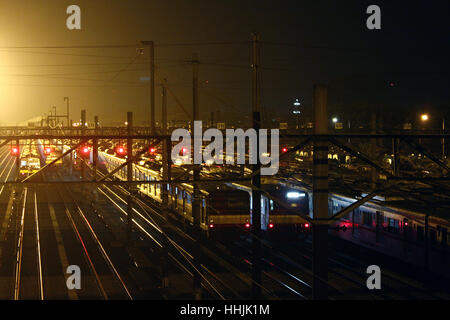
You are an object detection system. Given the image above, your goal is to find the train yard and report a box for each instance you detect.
[0,135,448,300]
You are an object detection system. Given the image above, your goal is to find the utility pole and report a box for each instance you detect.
[251,32,262,299]
[81,109,86,182]
[141,41,156,134]
[64,97,70,127]
[127,112,134,241]
[312,84,329,300]
[15,139,20,170]
[160,78,170,289]
[191,52,202,300]
[161,78,169,207]
[442,119,446,159]
[393,137,400,176]
[53,106,57,126]
[93,116,99,181]
[370,112,377,190]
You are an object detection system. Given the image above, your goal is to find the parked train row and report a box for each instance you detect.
[98,151,311,235]
[17,141,41,179]
[51,142,450,276]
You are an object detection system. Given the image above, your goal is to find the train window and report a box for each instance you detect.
[388,218,399,233]
[363,211,372,226]
[201,199,206,224]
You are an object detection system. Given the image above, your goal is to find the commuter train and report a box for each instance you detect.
[98,151,313,235]
[226,182,311,233]
[18,142,41,180]
[327,193,450,277]
[44,145,63,167]
[99,151,252,236]
[87,148,450,277]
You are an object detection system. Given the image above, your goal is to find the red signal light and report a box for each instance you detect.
[149,147,156,154]
[245,223,251,228]
[79,146,90,157]
[268,223,274,229]
[282,147,288,153]
[44,147,52,155]
[209,224,214,229]
[11,146,19,156]
[304,223,310,228]
[116,146,126,155]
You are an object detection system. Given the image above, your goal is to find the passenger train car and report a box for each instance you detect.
[98,151,251,236]
[227,182,311,233]
[62,142,450,277]
[328,193,450,277]
[18,142,41,181]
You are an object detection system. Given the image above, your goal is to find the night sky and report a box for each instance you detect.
[0,0,447,127]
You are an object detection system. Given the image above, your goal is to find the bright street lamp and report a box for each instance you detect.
[421,114,429,121]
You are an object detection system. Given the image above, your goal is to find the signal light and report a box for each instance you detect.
[181,147,188,155]
[11,146,19,156]
[149,147,156,154]
[304,223,310,228]
[209,224,214,229]
[116,146,126,155]
[44,147,52,155]
[245,223,251,228]
[268,223,274,229]
[79,146,90,158]
[282,147,288,153]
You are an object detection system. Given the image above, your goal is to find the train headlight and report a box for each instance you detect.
[286,192,305,199]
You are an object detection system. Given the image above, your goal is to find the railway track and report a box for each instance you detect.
[2,141,447,300]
